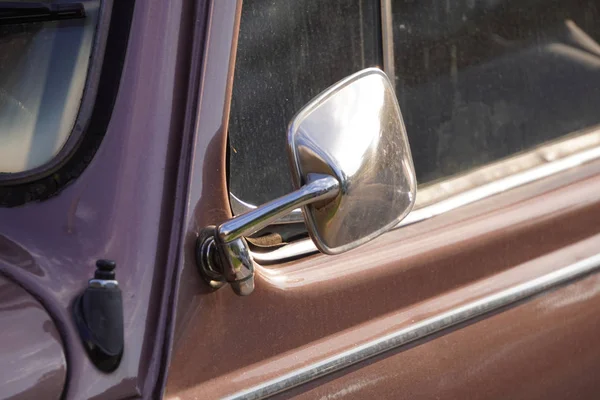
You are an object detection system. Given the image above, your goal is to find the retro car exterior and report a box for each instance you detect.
[1,0,600,399]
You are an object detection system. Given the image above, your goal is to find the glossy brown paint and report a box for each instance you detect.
[0,274,66,400]
[167,0,240,342]
[0,0,195,398]
[167,157,600,399]
[281,266,600,400]
[165,1,600,398]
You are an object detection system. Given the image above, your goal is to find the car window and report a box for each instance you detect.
[228,0,382,210]
[391,0,600,184]
[228,0,600,212]
[0,1,99,173]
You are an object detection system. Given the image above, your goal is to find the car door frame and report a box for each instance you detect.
[164,1,600,398]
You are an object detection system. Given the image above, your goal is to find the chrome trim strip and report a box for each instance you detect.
[227,252,600,400]
[402,140,600,225]
[381,0,395,84]
[252,131,600,263]
[251,239,318,263]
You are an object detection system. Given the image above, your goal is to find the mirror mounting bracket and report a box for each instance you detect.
[196,175,340,296]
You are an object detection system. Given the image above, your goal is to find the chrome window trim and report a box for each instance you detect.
[380,0,395,85]
[251,126,600,263]
[226,251,600,400]
[0,0,112,185]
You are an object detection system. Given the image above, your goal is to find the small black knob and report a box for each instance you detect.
[73,259,124,373]
[94,259,116,280]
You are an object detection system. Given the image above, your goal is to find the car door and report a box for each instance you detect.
[165,0,600,399]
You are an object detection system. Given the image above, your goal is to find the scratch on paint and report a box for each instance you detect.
[318,376,385,400]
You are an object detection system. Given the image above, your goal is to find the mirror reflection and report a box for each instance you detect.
[288,69,416,254]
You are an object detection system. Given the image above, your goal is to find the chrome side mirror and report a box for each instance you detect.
[196,68,416,295]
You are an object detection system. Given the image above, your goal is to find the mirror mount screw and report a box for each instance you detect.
[196,226,254,294]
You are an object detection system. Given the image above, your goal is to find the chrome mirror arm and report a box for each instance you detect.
[196,174,339,296]
[218,174,339,243]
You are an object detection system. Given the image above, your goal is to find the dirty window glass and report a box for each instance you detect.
[229,0,600,212]
[228,0,382,209]
[392,0,600,184]
[0,1,99,173]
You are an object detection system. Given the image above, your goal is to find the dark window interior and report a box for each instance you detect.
[392,0,600,184]
[228,0,382,208]
[229,0,600,211]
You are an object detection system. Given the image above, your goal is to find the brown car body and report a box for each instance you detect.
[165,1,600,399]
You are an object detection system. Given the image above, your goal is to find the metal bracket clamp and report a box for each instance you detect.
[195,175,339,296]
[196,226,255,296]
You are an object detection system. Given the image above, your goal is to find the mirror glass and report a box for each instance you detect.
[288,68,417,254]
